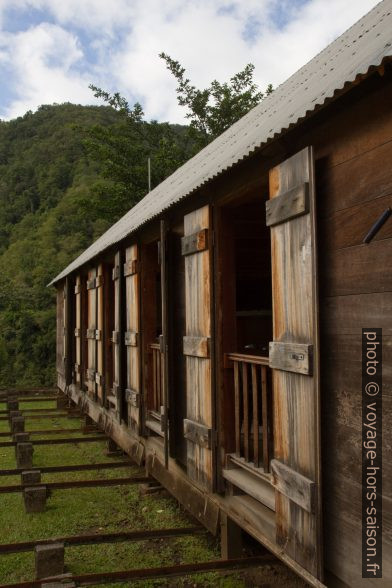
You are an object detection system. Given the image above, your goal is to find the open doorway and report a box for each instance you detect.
[216,192,274,498]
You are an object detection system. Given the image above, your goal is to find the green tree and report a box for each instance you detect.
[159,53,273,147]
[81,85,194,223]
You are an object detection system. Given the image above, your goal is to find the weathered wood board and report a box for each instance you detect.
[96,264,104,402]
[125,244,140,434]
[183,205,214,492]
[86,267,97,398]
[269,147,322,579]
[74,275,82,385]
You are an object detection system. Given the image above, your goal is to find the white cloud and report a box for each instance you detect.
[0,0,382,121]
[0,23,93,118]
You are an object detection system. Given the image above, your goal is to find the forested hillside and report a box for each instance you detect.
[0,64,267,388]
[0,103,189,387]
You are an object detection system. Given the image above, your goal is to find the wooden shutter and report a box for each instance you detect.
[267,147,322,579]
[124,244,141,434]
[64,277,73,386]
[86,268,97,399]
[182,205,214,492]
[74,275,82,385]
[111,251,123,420]
[96,264,104,403]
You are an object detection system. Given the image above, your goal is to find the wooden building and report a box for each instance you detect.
[51,2,392,586]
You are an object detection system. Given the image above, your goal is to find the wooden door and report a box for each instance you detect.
[95,264,104,403]
[86,268,97,399]
[267,147,322,579]
[124,244,141,435]
[182,205,214,492]
[74,275,82,386]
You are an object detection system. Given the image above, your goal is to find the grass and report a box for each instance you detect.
[0,401,245,587]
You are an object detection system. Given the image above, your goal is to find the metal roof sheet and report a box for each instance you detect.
[50,0,392,285]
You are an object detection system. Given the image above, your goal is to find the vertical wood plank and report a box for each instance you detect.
[184,205,213,491]
[125,244,140,434]
[261,365,269,472]
[242,362,249,462]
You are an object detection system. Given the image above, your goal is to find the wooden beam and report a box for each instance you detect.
[269,341,313,375]
[271,459,316,513]
[183,419,213,449]
[183,336,210,358]
[265,183,309,227]
[181,228,209,256]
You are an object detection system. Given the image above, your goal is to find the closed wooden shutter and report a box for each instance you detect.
[267,147,322,579]
[74,275,82,385]
[182,205,214,492]
[111,251,123,420]
[96,264,104,403]
[86,268,97,399]
[124,244,141,434]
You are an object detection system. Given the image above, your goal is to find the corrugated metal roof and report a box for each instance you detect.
[50,0,392,285]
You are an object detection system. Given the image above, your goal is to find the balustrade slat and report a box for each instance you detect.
[157,350,161,408]
[251,363,259,468]
[261,365,269,472]
[152,347,157,411]
[242,362,249,462]
[234,361,240,456]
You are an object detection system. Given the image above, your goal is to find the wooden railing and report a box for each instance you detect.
[226,353,272,472]
[150,342,164,419]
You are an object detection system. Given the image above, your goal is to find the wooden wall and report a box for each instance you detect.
[54,70,392,588]
[297,73,392,586]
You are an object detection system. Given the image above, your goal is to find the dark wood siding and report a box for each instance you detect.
[303,76,392,586]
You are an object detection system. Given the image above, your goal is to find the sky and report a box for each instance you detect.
[0,0,381,123]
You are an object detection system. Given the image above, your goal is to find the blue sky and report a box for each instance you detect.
[0,0,381,122]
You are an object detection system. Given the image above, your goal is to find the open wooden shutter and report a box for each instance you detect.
[86,268,97,399]
[62,281,67,374]
[111,251,123,419]
[74,275,82,386]
[182,205,214,492]
[124,244,141,434]
[95,264,104,403]
[267,147,322,579]
[64,277,73,386]
[56,285,65,380]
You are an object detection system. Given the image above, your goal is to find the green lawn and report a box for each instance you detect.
[0,403,244,587]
